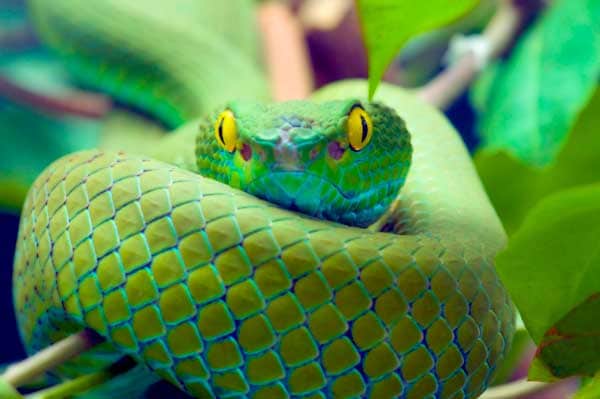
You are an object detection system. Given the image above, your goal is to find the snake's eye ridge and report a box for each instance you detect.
[347,104,373,151]
[215,110,238,152]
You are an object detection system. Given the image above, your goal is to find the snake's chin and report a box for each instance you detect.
[246,171,352,217]
[245,171,393,228]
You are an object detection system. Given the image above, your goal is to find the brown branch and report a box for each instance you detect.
[417,0,533,110]
[257,1,314,101]
[0,75,111,119]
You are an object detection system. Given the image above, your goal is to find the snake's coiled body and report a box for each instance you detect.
[13,1,514,398]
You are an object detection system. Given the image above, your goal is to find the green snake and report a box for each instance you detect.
[13,1,514,398]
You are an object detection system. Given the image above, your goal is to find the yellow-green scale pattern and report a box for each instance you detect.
[14,149,514,399]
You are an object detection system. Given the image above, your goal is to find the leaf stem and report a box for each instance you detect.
[417,0,532,110]
[1,330,100,388]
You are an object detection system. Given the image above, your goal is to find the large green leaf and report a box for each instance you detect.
[356,0,478,98]
[529,292,600,380]
[496,183,600,379]
[474,0,600,166]
[475,87,600,235]
[574,374,600,399]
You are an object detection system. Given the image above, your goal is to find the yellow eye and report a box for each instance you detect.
[347,105,373,151]
[215,110,238,152]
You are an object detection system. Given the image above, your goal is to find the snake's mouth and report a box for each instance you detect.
[246,171,353,217]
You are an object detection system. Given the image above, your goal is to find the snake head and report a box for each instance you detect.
[196,100,412,227]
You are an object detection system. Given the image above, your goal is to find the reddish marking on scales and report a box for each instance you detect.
[328,141,345,160]
[241,143,252,161]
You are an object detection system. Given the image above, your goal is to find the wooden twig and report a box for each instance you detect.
[418,1,530,109]
[1,331,99,388]
[257,1,314,100]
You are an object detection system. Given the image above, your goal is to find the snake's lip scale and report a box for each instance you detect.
[247,170,356,200]
[269,163,305,172]
[248,170,407,203]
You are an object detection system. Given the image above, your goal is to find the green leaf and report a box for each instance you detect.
[0,378,24,399]
[356,0,478,98]
[574,373,600,399]
[0,54,101,211]
[496,183,600,379]
[476,88,600,382]
[475,87,600,235]
[474,0,600,166]
[529,293,600,380]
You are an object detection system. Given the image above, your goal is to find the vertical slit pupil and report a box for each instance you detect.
[218,117,225,144]
[360,114,368,142]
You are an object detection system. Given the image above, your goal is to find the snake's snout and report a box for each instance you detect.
[271,142,302,172]
[270,129,305,171]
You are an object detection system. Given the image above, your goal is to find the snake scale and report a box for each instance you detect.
[12,1,514,398]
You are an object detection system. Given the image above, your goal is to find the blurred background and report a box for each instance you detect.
[1,0,599,397]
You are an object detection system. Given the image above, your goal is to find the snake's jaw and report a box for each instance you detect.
[245,169,398,228]
[246,171,344,218]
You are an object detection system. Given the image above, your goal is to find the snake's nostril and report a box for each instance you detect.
[328,141,345,160]
[241,143,252,161]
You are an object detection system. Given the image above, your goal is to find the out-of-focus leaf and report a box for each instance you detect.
[527,357,562,383]
[469,62,500,113]
[496,183,600,380]
[473,150,538,235]
[528,293,600,380]
[0,100,100,211]
[474,0,600,166]
[476,85,600,383]
[356,0,477,98]
[0,378,24,399]
[475,87,600,235]
[574,374,600,399]
[0,54,101,211]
